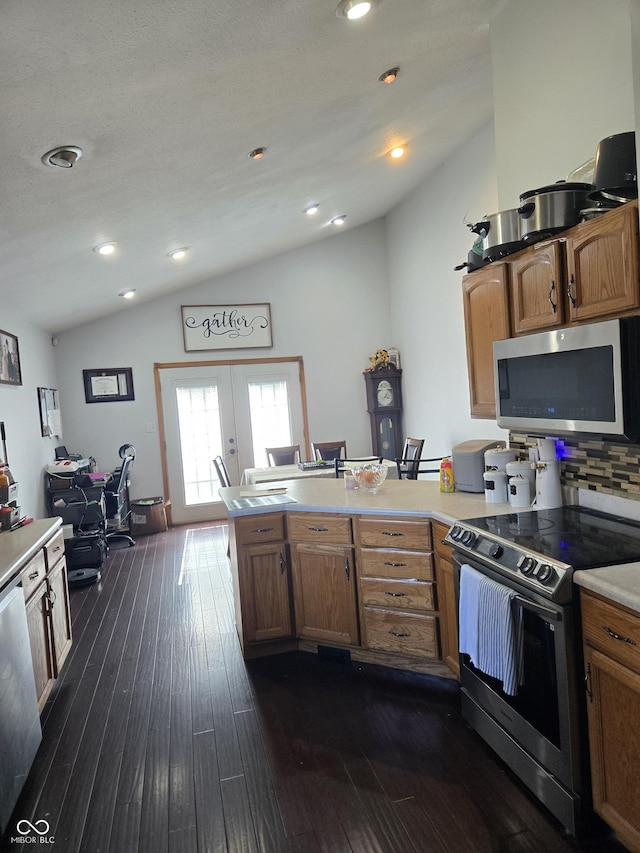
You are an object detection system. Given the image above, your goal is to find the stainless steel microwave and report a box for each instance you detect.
[493,317,640,440]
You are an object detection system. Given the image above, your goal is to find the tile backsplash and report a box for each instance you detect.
[509,433,640,501]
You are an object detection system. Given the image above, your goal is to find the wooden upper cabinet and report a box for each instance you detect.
[565,200,639,323]
[462,263,511,419]
[510,240,566,334]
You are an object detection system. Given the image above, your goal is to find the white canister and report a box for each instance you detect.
[509,475,532,508]
[505,460,536,488]
[484,447,517,472]
[484,469,508,503]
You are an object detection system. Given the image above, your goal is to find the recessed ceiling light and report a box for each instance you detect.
[93,242,116,256]
[336,0,374,19]
[168,247,189,260]
[331,215,347,225]
[304,204,320,216]
[248,147,266,160]
[119,289,136,299]
[41,145,83,168]
[379,67,399,84]
[389,146,406,159]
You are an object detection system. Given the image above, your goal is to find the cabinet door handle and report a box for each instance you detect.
[603,625,637,645]
[309,526,329,532]
[344,556,350,581]
[384,561,407,567]
[548,280,557,312]
[384,591,406,597]
[567,273,576,307]
[28,570,40,580]
[388,630,410,638]
[279,552,285,575]
[585,662,593,703]
[252,527,273,533]
[49,588,56,607]
[381,531,403,537]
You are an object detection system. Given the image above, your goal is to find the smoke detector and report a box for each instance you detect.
[41,146,83,168]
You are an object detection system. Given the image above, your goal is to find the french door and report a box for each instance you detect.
[158,359,307,523]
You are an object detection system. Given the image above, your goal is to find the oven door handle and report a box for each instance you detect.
[513,594,561,621]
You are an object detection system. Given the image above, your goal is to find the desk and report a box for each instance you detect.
[241,459,398,486]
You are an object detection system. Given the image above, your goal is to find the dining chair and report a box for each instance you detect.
[266,445,301,466]
[213,455,232,487]
[312,440,347,461]
[395,437,440,480]
[334,456,382,478]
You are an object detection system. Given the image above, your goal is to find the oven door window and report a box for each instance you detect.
[462,606,560,748]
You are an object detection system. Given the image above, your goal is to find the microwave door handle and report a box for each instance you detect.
[513,595,561,621]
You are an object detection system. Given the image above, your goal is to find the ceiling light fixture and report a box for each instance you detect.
[379,67,399,84]
[168,247,189,260]
[119,289,136,299]
[336,0,374,19]
[389,145,406,159]
[93,242,117,256]
[41,145,83,168]
[304,204,320,216]
[248,147,266,160]
[331,215,347,225]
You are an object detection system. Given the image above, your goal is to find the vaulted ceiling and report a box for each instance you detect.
[0,0,505,333]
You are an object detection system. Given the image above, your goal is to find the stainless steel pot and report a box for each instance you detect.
[468,209,524,261]
[517,182,593,243]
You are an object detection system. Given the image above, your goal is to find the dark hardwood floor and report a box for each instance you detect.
[1,522,630,853]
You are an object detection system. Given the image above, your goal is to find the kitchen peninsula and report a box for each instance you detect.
[220,478,510,678]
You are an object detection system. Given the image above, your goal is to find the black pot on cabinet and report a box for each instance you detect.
[589,131,637,204]
[517,181,593,243]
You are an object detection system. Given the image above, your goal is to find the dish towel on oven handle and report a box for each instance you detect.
[459,563,524,696]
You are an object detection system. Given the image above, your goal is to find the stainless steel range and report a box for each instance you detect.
[445,505,640,838]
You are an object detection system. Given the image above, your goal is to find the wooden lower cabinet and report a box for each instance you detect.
[356,515,438,660]
[23,527,72,711]
[432,520,459,678]
[581,590,640,853]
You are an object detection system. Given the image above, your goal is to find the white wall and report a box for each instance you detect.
[0,313,61,518]
[491,0,636,207]
[54,220,392,499]
[386,121,507,460]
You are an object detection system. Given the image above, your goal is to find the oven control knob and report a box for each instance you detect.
[488,543,503,560]
[449,525,463,541]
[536,563,556,585]
[517,555,537,575]
[461,529,476,547]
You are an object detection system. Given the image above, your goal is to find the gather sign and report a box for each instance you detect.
[181,304,273,351]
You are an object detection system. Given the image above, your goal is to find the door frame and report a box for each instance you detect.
[154,355,311,525]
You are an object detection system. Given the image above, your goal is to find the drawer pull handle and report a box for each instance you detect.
[279,553,285,575]
[388,630,410,638]
[382,531,403,537]
[309,526,329,532]
[384,591,406,597]
[603,625,637,645]
[345,556,350,581]
[52,545,62,553]
[252,527,274,533]
[28,571,40,580]
[384,561,407,567]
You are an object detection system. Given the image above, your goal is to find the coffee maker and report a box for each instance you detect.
[533,438,563,509]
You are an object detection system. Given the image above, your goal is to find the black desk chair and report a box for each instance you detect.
[104,444,136,547]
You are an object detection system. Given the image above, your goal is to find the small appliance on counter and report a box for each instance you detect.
[451,439,505,493]
[533,437,563,509]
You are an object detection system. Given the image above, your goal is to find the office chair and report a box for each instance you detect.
[312,440,347,461]
[104,443,136,547]
[334,456,382,477]
[266,445,300,466]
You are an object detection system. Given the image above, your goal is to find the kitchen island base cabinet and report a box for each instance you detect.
[581,590,640,853]
[432,520,459,679]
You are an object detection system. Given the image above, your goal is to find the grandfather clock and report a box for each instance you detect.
[363,367,403,459]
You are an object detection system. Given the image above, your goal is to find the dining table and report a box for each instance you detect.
[241,458,398,486]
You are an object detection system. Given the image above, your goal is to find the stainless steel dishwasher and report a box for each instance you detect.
[0,577,42,835]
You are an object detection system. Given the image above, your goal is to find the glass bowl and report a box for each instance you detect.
[351,463,388,494]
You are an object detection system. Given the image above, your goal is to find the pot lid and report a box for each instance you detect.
[519,181,593,199]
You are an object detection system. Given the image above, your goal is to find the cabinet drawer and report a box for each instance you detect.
[22,550,47,602]
[358,548,433,581]
[360,578,435,612]
[45,530,66,569]
[358,517,431,551]
[582,591,640,672]
[287,513,352,545]
[363,608,438,658]
[432,521,453,560]
[235,513,285,544]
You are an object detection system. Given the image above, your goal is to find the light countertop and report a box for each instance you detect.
[0,517,62,592]
[574,564,640,614]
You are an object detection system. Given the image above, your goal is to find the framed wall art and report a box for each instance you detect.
[83,368,135,403]
[181,303,272,352]
[0,329,22,386]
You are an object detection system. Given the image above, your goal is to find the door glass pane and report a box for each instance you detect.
[248,380,292,467]
[176,385,223,504]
